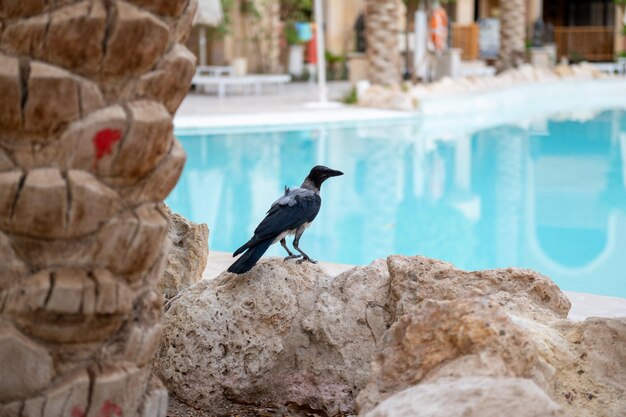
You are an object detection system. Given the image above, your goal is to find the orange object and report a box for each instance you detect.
[306,23,318,64]
[430,6,448,51]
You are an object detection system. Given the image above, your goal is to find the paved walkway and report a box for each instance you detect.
[178,81,353,116]
[203,251,626,322]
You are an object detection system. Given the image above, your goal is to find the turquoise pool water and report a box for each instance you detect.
[167,109,626,298]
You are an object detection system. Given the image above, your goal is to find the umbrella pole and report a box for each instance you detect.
[199,27,207,67]
[314,0,327,104]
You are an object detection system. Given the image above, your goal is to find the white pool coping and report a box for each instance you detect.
[417,79,626,116]
[174,106,414,131]
[202,251,626,322]
[174,78,626,134]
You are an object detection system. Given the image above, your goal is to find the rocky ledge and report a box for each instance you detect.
[155,256,625,417]
[160,205,209,300]
[358,63,612,111]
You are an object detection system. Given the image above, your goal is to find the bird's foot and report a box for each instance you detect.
[297,257,317,265]
[283,254,302,261]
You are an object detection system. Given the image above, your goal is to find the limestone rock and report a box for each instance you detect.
[156,259,391,416]
[356,298,538,413]
[428,312,626,417]
[357,258,623,417]
[301,259,391,391]
[386,255,571,322]
[358,85,415,111]
[363,377,566,417]
[550,317,626,417]
[156,260,326,413]
[160,206,208,299]
[155,254,626,417]
[358,63,610,111]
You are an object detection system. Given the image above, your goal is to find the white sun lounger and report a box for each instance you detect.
[590,60,626,75]
[192,73,292,98]
[196,65,234,77]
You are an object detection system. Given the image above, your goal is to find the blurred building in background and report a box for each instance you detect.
[187,0,625,77]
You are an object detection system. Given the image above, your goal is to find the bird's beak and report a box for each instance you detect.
[328,169,344,177]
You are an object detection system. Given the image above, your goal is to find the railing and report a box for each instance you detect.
[554,26,615,62]
[452,23,479,61]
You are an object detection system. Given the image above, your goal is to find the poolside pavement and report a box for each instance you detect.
[202,251,626,322]
[178,81,354,116]
[175,81,415,130]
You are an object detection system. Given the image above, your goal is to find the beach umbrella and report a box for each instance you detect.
[194,0,224,67]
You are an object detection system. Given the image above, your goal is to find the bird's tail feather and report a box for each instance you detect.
[233,242,249,257]
[227,239,273,274]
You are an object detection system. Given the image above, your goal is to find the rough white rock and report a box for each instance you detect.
[156,259,390,416]
[359,63,608,111]
[160,206,209,299]
[157,256,625,417]
[363,377,566,417]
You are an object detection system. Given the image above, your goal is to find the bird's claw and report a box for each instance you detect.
[283,254,302,261]
[297,257,317,265]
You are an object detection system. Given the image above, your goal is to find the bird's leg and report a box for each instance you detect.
[281,238,301,261]
[293,233,317,264]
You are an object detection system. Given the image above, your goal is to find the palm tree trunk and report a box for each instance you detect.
[0,1,197,415]
[365,0,402,85]
[497,0,526,72]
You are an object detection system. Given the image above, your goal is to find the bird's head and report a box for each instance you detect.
[306,165,344,190]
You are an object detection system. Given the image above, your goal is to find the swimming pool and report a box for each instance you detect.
[167,108,626,298]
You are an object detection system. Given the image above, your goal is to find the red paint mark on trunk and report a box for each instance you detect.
[71,406,86,417]
[93,128,122,160]
[99,400,122,417]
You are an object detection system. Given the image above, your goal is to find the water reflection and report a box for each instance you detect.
[167,109,626,297]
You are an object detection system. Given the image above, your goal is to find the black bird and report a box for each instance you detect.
[227,165,344,274]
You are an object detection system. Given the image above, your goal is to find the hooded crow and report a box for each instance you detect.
[227,165,343,274]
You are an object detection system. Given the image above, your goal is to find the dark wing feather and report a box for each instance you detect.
[232,189,321,257]
[251,192,321,243]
